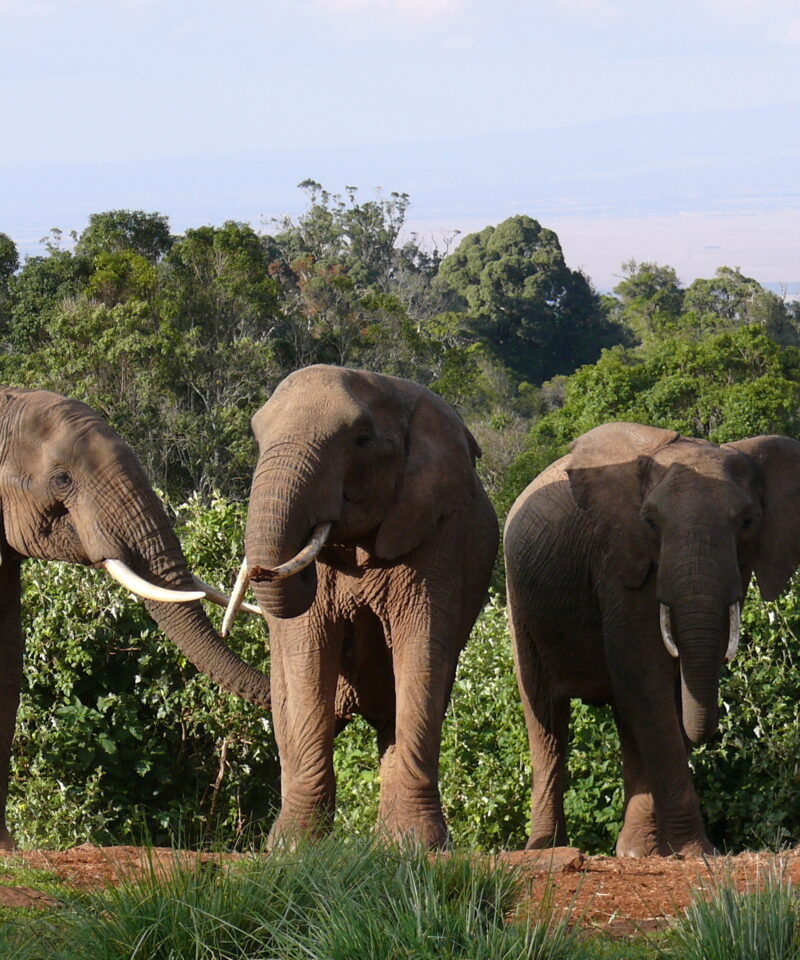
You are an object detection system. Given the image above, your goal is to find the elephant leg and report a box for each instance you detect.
[606,604,713,857]
[267,613,343,847]
[613,708,659,857]
[0,562,22,851]
[510,618,569,849]
[377,606,460,849]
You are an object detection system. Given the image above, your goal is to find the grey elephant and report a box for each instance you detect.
[504,421,800,857]
[224,365,498,849]
[0,386,270,849]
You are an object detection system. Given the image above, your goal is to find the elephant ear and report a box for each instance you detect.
[566,422,680,588]
[725,435,800,601]
[374,391,481,561]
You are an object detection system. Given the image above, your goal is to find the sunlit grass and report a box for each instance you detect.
[0,835,583,960]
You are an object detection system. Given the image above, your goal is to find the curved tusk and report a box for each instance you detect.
[250,522,332,583]
[221,558,253,638]
[660,603,679,658]
[191,576,260,617]
[726,602,741,663]
[102,558,206,604]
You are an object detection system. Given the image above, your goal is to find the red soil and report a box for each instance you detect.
[3,842,798,937]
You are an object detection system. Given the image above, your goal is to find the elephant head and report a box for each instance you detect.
[0,387,270,709]
[566,422,800,746]
[238,365,482,621]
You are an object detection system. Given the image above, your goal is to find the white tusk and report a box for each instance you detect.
[222,557,253,638]
[250,522,332,583]
[726,602,741,663]
[102,559,206,604]
[660,603,679,658]
[191,576,260,616]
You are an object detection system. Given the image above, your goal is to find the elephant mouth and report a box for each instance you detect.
[221,522,333,634]
[248,522,332,584]
[658,601,741,663]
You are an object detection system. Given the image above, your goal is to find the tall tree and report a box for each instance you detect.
[435,215,625,383]
[0,233,18,332]
[612,259,684,343]
[76,210,173,263]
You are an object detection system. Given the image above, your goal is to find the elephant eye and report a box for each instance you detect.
[51,470,73,493]
[355,432,372,447]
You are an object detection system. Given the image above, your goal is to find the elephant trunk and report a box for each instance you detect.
[245,445,339,620]
[671,603,725,745]
[115,486,272,709]
[658,529,741,745]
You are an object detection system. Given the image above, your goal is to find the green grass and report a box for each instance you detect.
[666,864,800,960]
[3,838,800,959]
[0,836,584,960]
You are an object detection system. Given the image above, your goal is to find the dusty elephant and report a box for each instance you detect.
[0,386,271,849]
[225,365,498,849]
[504,421,800,857]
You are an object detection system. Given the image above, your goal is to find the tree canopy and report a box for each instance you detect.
[3,187,797,512]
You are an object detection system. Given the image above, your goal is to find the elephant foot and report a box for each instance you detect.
[267,803,334,850]
[0,827,16,852]
[616,836,659,858]
[525,830,568,851]
[658,836,716,858]
[378,801,450,850]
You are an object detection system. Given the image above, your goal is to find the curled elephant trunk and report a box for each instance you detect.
[224,523,332,632]
[249,522,331,583]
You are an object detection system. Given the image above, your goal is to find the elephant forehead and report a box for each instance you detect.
[254,367,415,439]
[648,459,752,510]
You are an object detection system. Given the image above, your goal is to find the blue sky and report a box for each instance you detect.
[2,0,799,290]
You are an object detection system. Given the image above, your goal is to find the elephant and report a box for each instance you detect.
[0,386,271,849]
[504,421,800,857]
[224,364,499,849]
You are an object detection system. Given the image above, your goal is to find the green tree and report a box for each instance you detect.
[612,259,684,343]
[0,232,19,332]
[7,248,92,346]
[435,215,625,383]
[76,210,173,262]
[85,251,158,306]
[682,266,795,343]
[501,326,800,517]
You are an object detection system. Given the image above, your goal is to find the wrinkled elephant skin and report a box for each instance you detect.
[244,365,499,849]
[504,422,800,857]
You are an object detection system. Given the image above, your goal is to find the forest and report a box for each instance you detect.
[2,181,800,855]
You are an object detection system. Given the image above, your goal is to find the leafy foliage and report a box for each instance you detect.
[436,214,626,383]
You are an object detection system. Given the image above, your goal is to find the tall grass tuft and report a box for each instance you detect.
[667,864,800,960]
[2,836,583,960]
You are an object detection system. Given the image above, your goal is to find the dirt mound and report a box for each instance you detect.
[3,843,798,935]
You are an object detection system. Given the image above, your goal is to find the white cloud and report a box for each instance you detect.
[313,0,467,24]
[554,0,623,21]
[784,15,800,42]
